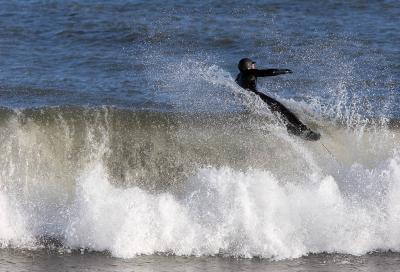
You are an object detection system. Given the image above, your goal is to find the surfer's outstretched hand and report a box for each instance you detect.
[279,69,293,74]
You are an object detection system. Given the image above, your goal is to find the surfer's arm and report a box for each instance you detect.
[251,69,293,77]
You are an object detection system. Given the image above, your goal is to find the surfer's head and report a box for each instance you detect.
[238,58,255,72]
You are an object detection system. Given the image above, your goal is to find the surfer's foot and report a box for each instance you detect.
[301,130,321,141]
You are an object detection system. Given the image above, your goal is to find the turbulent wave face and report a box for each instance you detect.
[1,105,400,259]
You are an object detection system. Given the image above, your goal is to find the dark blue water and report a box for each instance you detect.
[0,0,398,115]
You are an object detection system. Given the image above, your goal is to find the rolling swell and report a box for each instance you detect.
[1,106,400,259]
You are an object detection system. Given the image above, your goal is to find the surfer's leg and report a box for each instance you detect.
[259,94,320,141]
[260,95,307,130]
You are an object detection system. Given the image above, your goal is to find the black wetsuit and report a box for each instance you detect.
[236,69,320,141]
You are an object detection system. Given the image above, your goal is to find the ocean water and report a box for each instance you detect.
[0,0,400,271]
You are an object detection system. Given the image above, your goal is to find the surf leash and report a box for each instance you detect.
[320,142,341,165]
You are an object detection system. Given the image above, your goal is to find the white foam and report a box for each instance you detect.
[57,154,400,258]
[0,190,34,247]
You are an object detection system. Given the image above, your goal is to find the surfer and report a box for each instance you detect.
[235,58,320,141]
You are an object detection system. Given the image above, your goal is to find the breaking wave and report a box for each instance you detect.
[0,105,400,259]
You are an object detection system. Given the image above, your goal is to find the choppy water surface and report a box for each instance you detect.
[1,0,398,113]
[0,0,399,271]
[2,249,400,272]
